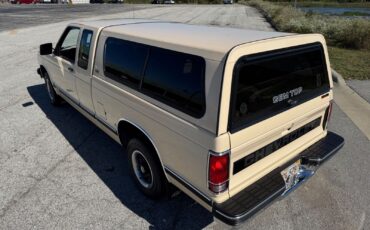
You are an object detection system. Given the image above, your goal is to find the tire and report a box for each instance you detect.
[44,72,62,106]
[127,139,167,199]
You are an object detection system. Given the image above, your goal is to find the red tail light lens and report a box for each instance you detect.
[208,151,229,193]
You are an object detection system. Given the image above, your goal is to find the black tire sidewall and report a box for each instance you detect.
[44,72,61,105]
[127,139,166,199]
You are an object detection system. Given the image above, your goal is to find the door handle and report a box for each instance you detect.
[67,67,74,72]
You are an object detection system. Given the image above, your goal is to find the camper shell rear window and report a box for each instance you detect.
[229,43,330,132]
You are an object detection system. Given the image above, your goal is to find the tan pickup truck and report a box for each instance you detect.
[37,19,344,225]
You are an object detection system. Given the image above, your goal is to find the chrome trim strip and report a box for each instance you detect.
[58,87,117,134]
[208,180,229,186]
[164,166,212,205]
[207,150,230,195]
[80,101,96,118]
[96,114,117,133]
[209,150,230,156]
[58,88,80,106]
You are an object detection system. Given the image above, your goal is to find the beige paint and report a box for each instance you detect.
[217,34,333,202]
[74,25,99,114]
[38,20,333,209]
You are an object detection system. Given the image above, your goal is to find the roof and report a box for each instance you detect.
[76,19,291,61]
[77,18,162,29]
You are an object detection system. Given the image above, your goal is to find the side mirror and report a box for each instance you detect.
[40,43,52,55]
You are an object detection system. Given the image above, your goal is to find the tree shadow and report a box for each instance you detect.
[27,84,214,230]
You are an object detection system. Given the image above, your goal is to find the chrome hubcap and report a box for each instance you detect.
[132,150,154,189]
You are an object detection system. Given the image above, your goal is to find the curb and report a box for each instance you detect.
[333,79,370,141]
[331,69,346,85]
[331,69,370,140]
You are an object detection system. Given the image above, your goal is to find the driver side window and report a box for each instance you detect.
[56,27,80,63]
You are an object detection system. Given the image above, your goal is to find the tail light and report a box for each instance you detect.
[208,151,229,193]
[322,101,333,129]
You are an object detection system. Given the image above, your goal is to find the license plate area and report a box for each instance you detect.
[280,159,315,196]
[280,160,301,191]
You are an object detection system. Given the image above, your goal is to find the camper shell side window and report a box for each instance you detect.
[103,37,206,118]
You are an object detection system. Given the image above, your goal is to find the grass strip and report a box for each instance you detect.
[243,0,370,79]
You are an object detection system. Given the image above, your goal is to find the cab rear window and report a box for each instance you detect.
[229,43,330,132]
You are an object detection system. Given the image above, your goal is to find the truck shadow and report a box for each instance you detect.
[27,84,214,230]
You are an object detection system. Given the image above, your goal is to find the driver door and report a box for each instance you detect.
[53,26,81,103]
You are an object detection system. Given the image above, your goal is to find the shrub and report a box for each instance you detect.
[244,0,370,50]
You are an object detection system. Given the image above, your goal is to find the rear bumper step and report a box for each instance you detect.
[213,131,344,226]
[301,132,344,165]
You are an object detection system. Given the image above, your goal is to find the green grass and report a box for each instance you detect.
[328,46,370,80]
[245,0,370,50]
[243,0,370,80]
[340,11,370,16]
[276,1,370,8]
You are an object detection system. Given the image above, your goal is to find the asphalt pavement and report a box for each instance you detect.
[0,4,151,32]
[0,4,369,230]
[347,80,370,104]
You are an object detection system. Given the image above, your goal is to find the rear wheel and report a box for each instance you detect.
[127,139,167,198]
[44,72,62,106]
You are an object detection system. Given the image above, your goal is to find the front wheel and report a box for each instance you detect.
[44,72,62,106]
[127,139,167,199]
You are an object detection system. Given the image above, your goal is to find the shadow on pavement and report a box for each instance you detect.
[27,83,214,229]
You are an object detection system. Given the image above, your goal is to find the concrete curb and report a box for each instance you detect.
[330,68,370,140]
[331,68,346,85]
[332,76,370,140]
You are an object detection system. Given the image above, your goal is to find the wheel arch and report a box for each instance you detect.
[117,119,168,180]
[39,65,47,78]
[39,65,58,90]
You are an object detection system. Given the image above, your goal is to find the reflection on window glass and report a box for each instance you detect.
[78,30,93,70]
[142,47,205,117]
[104,38,148,87]
[61,28,80,50]
[58,27,80,62]
[102,37,206,118]
[230,43,329,131]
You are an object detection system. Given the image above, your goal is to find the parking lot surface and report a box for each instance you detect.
[347,80,370,104]
[0,4,151,32]
[0,4,369,230]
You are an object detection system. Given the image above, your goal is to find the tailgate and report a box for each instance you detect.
[218,35,333,197]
